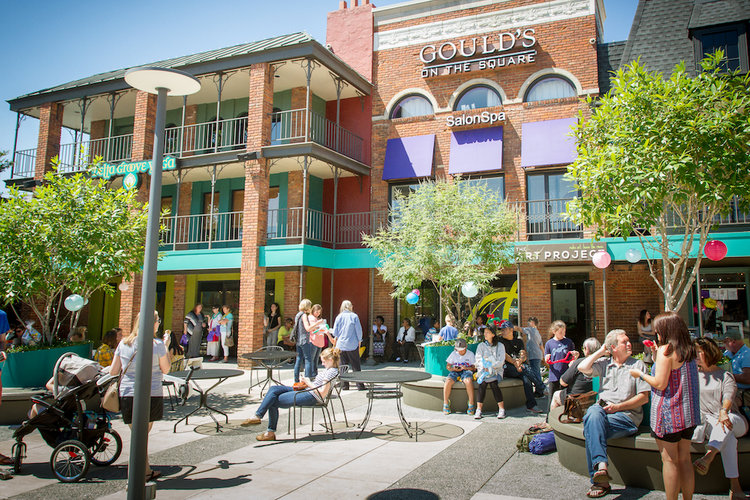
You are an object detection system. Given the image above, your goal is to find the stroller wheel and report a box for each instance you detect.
[11,441,26,474]
[50,440,90,482]
[90,429,122,466]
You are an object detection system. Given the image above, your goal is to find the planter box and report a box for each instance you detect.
[423,343,478,377]
[1,343,92,388]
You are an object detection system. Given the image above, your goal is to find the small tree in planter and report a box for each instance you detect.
[0,164,149,344]
[363,177,519,326]
[567,53,750,312]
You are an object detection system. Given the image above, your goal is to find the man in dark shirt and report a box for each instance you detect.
[499,320,541,413]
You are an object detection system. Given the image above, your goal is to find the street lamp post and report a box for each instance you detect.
[123,67,200,500]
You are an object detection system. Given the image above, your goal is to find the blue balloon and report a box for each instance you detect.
[405,292,419,305]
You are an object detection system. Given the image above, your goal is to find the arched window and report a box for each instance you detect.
[390,94,433,119]
[525,77,576,102]
[455,85,502,111]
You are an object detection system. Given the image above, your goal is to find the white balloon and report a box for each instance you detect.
[625,248,642,263]
[64,294,85,312]
[461,282,479,298]
[118,282,129,291]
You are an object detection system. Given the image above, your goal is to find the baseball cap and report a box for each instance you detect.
[499,319,513,329]
[454,338,467,349]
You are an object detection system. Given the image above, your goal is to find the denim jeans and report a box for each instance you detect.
[582,404,638,481]
[504,363,538,409]
[527,359,545,393]
[255,385,318,432]
[294,342,315,382]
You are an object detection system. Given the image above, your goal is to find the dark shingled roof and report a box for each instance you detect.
[689,0,750,29]
[619,0,750,76]
[597,41,626,95]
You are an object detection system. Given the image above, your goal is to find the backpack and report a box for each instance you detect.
[516,422,552,452]
[290,311,304,343]
[528,431,557,455]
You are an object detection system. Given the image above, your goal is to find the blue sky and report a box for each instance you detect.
[0,0,638,184]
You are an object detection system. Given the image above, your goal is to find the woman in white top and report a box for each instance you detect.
[396,318,416,363]
[110,311,170,481]
[691,338,748,499]
[474,327,507,419]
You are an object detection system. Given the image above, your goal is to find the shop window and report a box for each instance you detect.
[693,24,747,72]
[524,77,576,102]
[390,94,434,119]
[455,85,502,111]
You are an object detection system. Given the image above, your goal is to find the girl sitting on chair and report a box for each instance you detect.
[241,347,340,441]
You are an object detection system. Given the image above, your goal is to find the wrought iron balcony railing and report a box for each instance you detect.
[58,134,133,173]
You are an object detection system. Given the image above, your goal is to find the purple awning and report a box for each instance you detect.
[521,117,578,168]
[382,134,435,180]
[449,126,503,174]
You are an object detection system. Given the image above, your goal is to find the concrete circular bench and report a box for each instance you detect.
[402,374,526,412]
[549,406,750,494]
[0,387,48,425]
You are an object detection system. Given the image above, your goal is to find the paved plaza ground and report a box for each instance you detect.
[0,362,736,499]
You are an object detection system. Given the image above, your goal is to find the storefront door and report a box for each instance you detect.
[550,273,595,348]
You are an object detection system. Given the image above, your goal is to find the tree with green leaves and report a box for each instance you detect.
[363,177,518,325]
[0,168,149,342]
[567,52,750,312]
[0,151,11,175]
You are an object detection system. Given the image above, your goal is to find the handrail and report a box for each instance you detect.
[10,148,36,179]
[160,211,244,249]
[165,116,248,156]
[58,134,133,173]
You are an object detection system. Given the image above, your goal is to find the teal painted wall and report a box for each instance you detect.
[190,177,246,215]
[195,98,250,121]
[269,172,288,209]
[161,184,177,216]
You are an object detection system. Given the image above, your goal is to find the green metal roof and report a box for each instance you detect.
[13,32,315,101]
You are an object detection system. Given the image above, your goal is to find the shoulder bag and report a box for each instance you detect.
[101,351,137,413]
[559,390,598,424]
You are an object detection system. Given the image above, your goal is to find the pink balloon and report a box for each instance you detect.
[412,289,420,296]
[592,250,611,269]
[704,240,727,261]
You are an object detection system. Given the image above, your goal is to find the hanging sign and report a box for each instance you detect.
[91,156,176,180]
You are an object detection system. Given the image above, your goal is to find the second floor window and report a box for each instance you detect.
[525,76,576,102]
[390,95,433,119]
[455,85,502,110]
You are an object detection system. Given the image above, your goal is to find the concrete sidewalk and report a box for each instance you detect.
[0,361,736,499]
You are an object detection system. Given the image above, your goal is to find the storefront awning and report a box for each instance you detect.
[521,118,577,168]
[449,126,503,174]
[382,134,435,180]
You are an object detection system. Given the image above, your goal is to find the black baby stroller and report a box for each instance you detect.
[11,352,123,482]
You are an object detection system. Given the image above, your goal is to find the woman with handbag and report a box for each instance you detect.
[109,311,170,481]
[217,305,234,363]
[552,337,601,410]
[207,306,223,362]
[308,304,326,375]
[241,347,340,440]
[184,304,206,359]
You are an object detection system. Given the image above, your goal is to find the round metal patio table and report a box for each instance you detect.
[171,368,244,433]
[340,370,431,438]
[242,350,297,396]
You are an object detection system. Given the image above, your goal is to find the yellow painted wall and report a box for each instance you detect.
[306,267,323,307]
[158,276,174,332]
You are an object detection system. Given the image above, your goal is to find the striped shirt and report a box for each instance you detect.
[651,359,701,438]
[311,367,339,403]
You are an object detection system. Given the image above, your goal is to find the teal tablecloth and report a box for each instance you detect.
[424,343,479,377]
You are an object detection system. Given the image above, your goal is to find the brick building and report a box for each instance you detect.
[6,0,749,359]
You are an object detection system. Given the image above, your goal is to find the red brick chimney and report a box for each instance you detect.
[326,0,374,81]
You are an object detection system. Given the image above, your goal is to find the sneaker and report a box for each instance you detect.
[395,357,401,362]
[443,403,451,415]
[474,409,483,420]
[527,407,543,414]
[403,359,409,364]
[467,404,476,416]
[240,416,262,427]
[497,409,506,419]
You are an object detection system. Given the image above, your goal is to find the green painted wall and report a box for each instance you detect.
[195,98,250,122]
[306,267,323,305]
[273,91,291,111]
[190,177,245,215]
[269,172,288,209]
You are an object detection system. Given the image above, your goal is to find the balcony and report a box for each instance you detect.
[58,134,133,174]
[160,211,244,250]
[518,198,582,240]
[10,148,36,179]
[270,109,365,163]
[164,116,248,157]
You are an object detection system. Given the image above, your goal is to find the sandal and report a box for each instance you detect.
[0,454,12,466]
[586,484,611,498]
[467,404,476,416]
[693,456,710,476]
[592,468,612,484]
[442,403,451,415]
